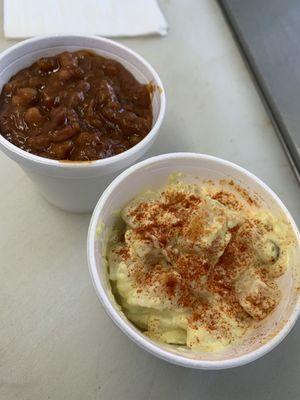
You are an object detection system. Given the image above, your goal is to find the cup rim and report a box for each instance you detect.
[0,34,166,169]
[87,152,300,369]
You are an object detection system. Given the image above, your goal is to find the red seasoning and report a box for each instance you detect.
[108,180,290,350]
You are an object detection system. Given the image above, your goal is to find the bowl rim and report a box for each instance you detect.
[87,152,300,369]
[0,34,166,169]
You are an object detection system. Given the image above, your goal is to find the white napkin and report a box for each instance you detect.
[4,0,168,39]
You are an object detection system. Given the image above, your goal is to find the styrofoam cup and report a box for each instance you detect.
[0,35,166,213]
[87,152,300,369]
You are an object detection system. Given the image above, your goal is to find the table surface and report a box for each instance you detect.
[1,1,299,399]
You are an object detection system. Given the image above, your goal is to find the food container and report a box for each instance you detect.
[87,152,300,369]
[0,35,166,212]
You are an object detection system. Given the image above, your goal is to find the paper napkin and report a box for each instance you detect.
[4,0,168,39]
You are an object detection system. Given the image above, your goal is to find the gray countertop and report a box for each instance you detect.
[0,1,299,399]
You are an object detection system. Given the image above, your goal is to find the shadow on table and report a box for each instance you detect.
[153,320,300,400]
[97,315,300,400]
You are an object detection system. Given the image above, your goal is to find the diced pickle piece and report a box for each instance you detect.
[257,239,280,264]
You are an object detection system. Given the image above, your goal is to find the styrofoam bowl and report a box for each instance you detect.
[0,35,166,212]
[87,152,300,369]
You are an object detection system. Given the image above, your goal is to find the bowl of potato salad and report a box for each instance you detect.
[87,153,300,369]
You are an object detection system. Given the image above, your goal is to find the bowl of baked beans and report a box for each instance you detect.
[0,35,165,212]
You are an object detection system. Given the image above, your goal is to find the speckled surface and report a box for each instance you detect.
[0,1,299,399]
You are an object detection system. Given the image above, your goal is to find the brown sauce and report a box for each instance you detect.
[0,50,153,161]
